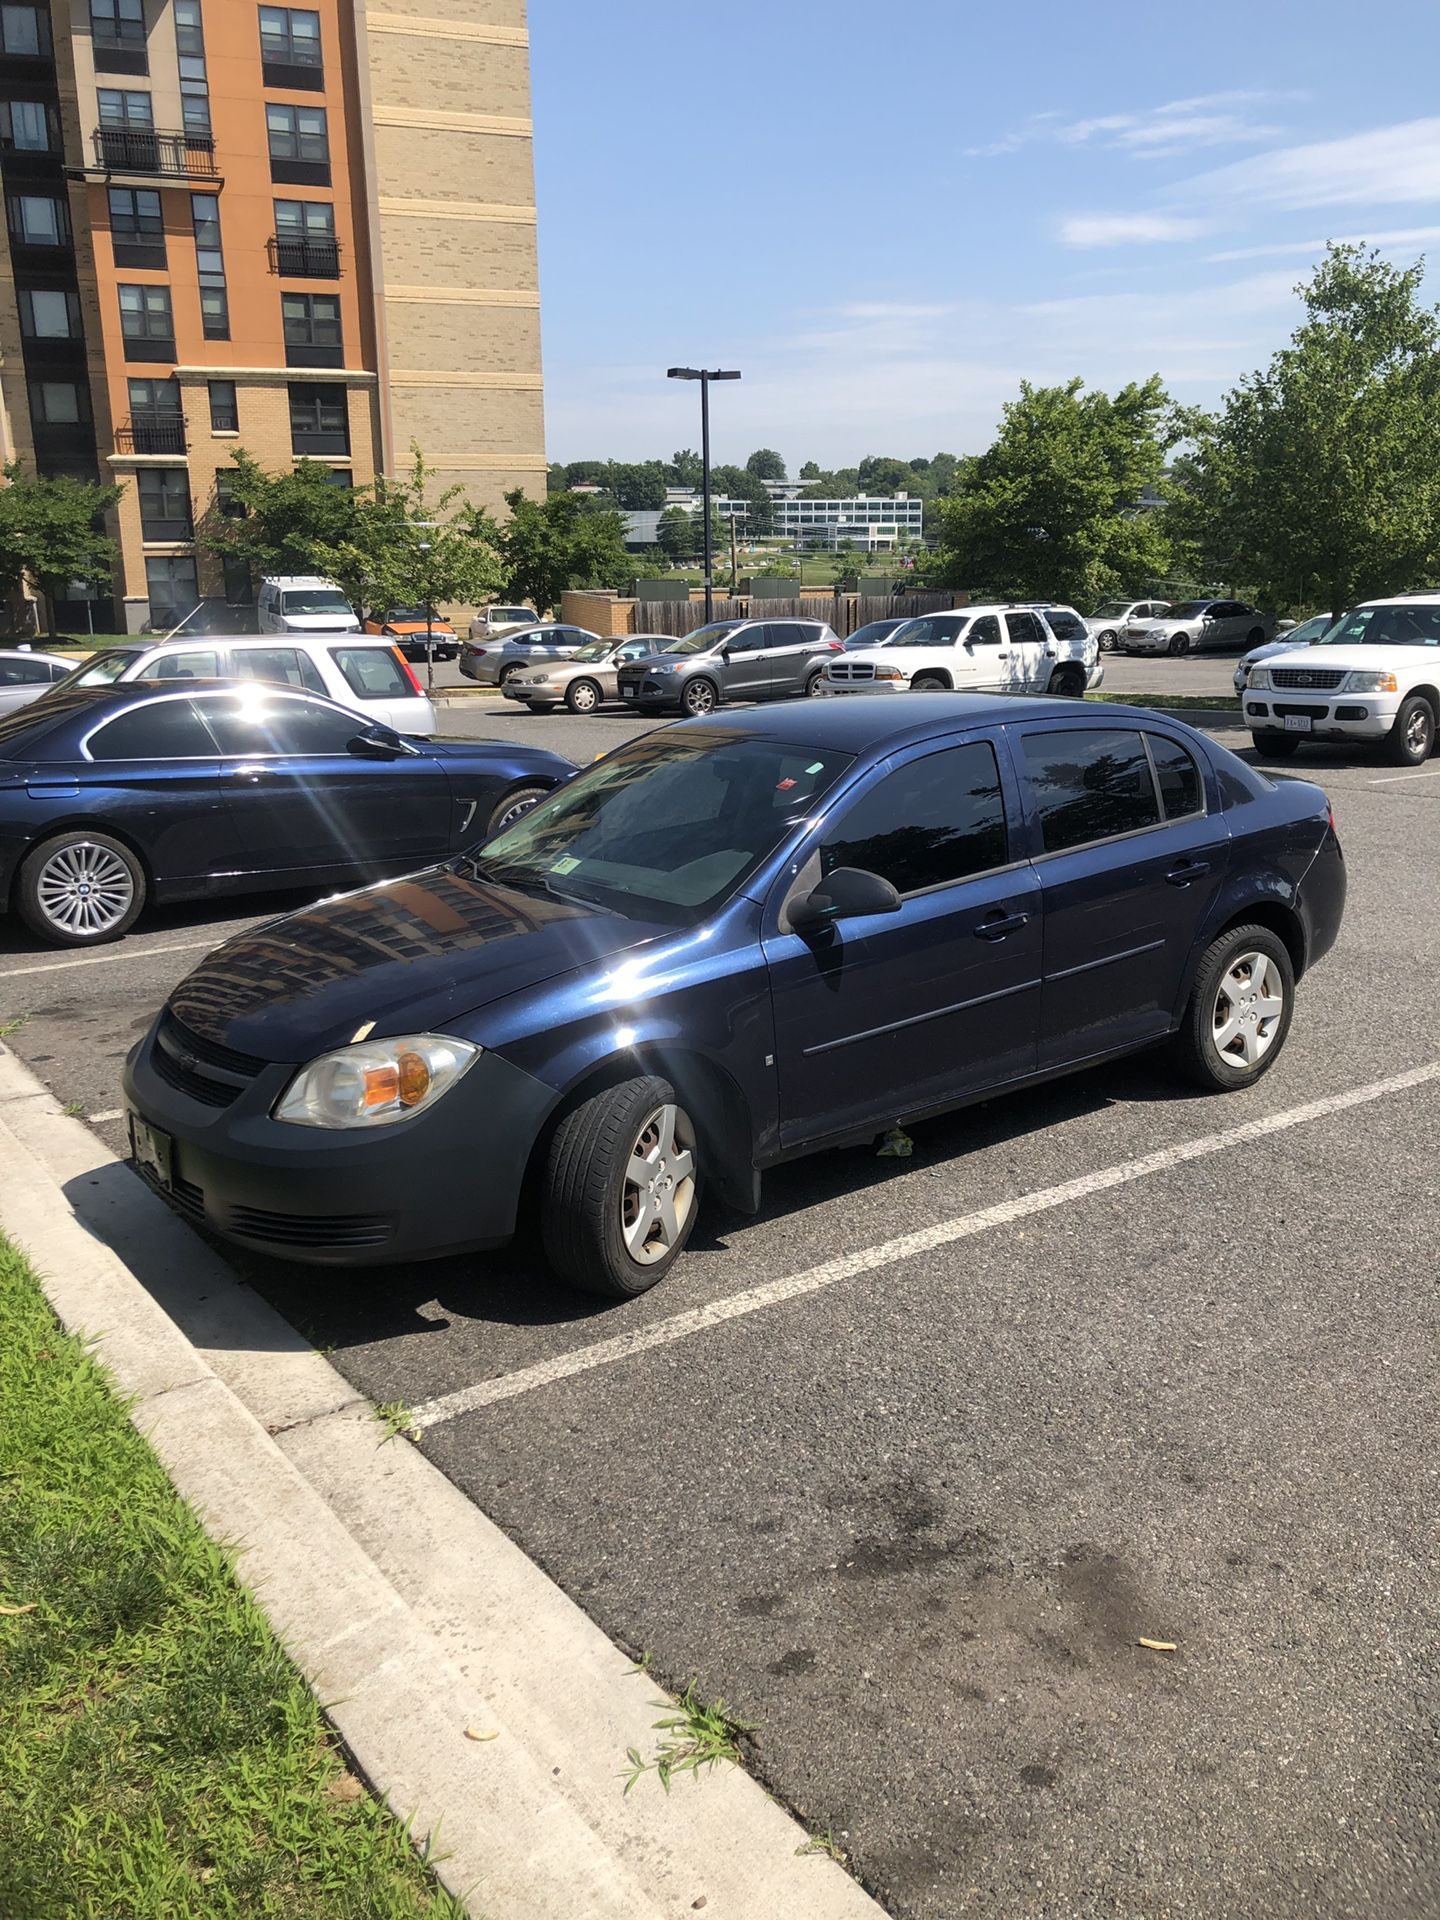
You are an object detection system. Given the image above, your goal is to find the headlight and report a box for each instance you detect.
[382,626,398,636]
[1342,670,1398,693]
[874,665,907,682]
[650,664,675,674]
[1247,668,1271,689]
[274,1033,479,1129]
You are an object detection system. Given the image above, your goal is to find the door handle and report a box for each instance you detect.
[975,910,1029,940]
[995,651,1010,659]
[227,766,270,784]
[1165,860,1211,886]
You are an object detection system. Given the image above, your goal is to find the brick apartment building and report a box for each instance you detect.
[0,1,545,631]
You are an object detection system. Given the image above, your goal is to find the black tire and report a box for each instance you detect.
[526,701,556,714]
[1048,666,1085,698]
[911,672,949,691]
[498,662,525,687]
[1252,730,1300,758]
[541,1075,701,1298]
[1168,633,1190,657]
[487,783,549,836]
[1385,694,1435,766]
[16,830,146,947]
[804,669,827,696]
[565,677,602,714]
[1172,923,1295,1092]
[1097,629,1119,653]
[681,676,719,716]
[1247,628,1265,646]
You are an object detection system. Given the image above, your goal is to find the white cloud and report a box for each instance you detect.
[1060,213,1211,248]
[1206,225,1440,263]
[1185,118,1440,210]
[966,91,1293,161]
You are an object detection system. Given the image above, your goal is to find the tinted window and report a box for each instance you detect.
[1022,729,1160,853]
[0,656,55,685]
[200,694,359,756]
[231,646,327,694]
[1043,609,1086,642]
[1005,612,1046,645]
[1149,735,1204,819]
[966,615,1002,646]
[822,743,1007,895]
[134,648,218,682]
[88,699,216,760]
[726,627,766,654]
[330,647,411,699]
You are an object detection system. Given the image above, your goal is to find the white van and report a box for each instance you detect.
[257,575,361,635]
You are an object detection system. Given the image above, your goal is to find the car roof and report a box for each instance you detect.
[676,692,1173,753]
[1354,595,1440,609]
[0,647,72,664]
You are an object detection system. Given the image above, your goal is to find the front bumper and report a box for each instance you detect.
[821,677,907,695]
[503,678,556,702]
[122,1020,556,1266]
[1243,694,1400,741]
[1085,658,1105,690]
[1124,633,1170,654]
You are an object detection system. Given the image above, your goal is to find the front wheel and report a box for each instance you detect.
[681,676,719,716]
[487,783,549,836]
[541,1075,701,1297]
[1252,730,1300,759]
[911,673,949,692]
[1385,694,1435,766]
[565,677,601,714]
[1168,633,1191,657]
[1097,629,1119,653]
[16,831,146,947]
[1172,924,1295,1092]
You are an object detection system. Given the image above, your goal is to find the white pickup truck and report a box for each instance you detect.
[1242,596,1440,765]
[822,603,1100,698]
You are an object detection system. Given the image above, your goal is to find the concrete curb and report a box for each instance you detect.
[0,1045,885,1920]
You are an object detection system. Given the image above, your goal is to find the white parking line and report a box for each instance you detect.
[0,937,217,983]
[411,1058,1440,1431]
[1369,765,1440,786]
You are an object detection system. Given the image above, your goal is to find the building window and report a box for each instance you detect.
[145,555,201,624]
[0,6,52,56]
[29,380,90,425]
[208,379,238,432]
[98,88,154,128]
[324,468,352,487]
[174,2,211,137]
[271,196,339,274]
[259,6,322,86]
[191,192,229,339]
[138,467,194,542]
[266,103,330,184]
[1,100,57,150]
[118,282,175,360]
[222,553,253,605]
[91,0,145,46]
[6,193,69,247]
[175,0,204,53]
[199,285,229,337]
[19,288,81,340]
[108,185,165,266]
[288,382,348,453]
[181,87,211,137]
[281,293,341,367]
[215,468,245,518]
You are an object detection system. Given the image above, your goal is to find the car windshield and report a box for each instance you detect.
[54,647,145,690]
[1276,613,1338,648]
[281,589,352,615]
[569,641,613,662]
[662,622,742,655]
[1318,604,1440,647]
[470,730,855,926]
[384,608,429,622]
[880,615,968,647]
[1170,601,1213,619]
[1091,602,1130,619]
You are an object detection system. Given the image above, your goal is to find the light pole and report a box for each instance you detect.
[667,366,740,622]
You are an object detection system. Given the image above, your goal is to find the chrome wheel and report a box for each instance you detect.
[1211,950,1285,1069]
[1098,629,1118,653]
[682,679,716,715]
[493,792,541,832]
[1405,703,1433,757]
[35,841,135,937]
[621,1101,697,1265]
[806,672,826,696]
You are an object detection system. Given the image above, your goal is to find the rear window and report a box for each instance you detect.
[1043,609,1086,642]
[330,647,412,699]
[1021,728,1161,853]
[1148,735,1204,819]
[231,646,328,695]
[88,699,217,761]
[133,648,219,683]
[0,656,57,686]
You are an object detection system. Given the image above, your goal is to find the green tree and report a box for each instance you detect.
[657,505,700,561]
[1171,244,1440,612]
[798,460,821,481]
[932,375,1174,604]
[711,466,773,535]
[608,461,669,510]
[0,462,120,632]
[669,448,703,487]
[329,448,502,622]
[745,447,786,481]
[206,452,369,603]
[495,489,632,612]
[856,455,914,495]
[800,468,859,499]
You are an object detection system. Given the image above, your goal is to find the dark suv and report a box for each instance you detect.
[616,618,842,714]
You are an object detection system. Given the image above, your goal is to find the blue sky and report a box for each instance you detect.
[530,0,1440,469]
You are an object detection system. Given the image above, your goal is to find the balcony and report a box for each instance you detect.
[90,128,219,181]
[267,234,342,278]
[116,414,187,455]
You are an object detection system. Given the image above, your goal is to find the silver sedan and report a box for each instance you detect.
[502,635,674,712]
[0,648,75,717]
[458,623,601,687]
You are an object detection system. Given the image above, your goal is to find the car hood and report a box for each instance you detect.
[1242,638,1302,666]
[382,621,455,636]
[1259,645,1416,673]
[278,614,360,633]
[166,865,669,1063]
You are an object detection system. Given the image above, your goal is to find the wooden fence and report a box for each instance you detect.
[633,591,960,640]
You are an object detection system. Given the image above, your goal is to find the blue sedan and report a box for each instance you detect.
[123,694,1346,1296]
[0,682,573,946]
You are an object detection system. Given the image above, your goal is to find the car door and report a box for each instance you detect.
[222,643,329,696]
[1000,610,1053,689]
[79,694,225,887]
[950,612,1004,688]
[1011,721,1230,1069]
[131,645,222,685]
[602,638,652,696]
[199,689,454,879]
[763,736,1043,1148]
[760,621,818,697]
[718,625,770,701]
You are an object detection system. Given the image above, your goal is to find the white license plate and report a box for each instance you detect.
[1283,714,1312,733]
[621,685,636,698]
[130,1113,173,1188]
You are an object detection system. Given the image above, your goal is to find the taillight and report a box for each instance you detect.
[1327,802,1338,837]
[392,647,423,694]
[826,638,843,650]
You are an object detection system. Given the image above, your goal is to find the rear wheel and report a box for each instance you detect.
[17,831,146,947]
[681,676,718,716]
[565,677,601,714]
[1252,730,1300,759]
[1385,694,1435,766]
[1172,924,1294,1091]
[911,672,949,691]
[498,662,525,687]
[487,784,549,836]
[804,669,827,696]
[1168,633,1191,657]
[1049,666,1085,698]
[1247,627,1265,646]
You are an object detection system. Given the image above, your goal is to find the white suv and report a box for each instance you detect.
[1243,597,1440,766]
[822,603,1100,698]
[53,635,436,735]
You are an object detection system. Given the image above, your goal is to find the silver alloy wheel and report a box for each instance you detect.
[806,672,826,695]
[1211,950,1285,1069]
[569,678,599,712]
[1405,702,1433,757]
[1098,629,1118,652]
[620,1100,697,1265]
[494,793,540,831]
[35,841,134,937]
[683,679,715,714]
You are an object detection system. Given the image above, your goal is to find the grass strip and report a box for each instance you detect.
[1087,690,1243,714]
[0,1233,468,1920]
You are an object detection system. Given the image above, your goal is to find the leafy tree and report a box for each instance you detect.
[0,462,121,632]
[800,468,859,499]
[856,455,915,495]
[547,461,569,494]
[1171,244,1440,612]
[329,449,502,622]
[745,447,786,481]
[669,448,703,488]
[206,452,369,602]
[710,466,773,535]
[559,459,609,489]
[657,505,700,560]
[798,460,821,481]
[931,376,1174,605]
[608,461,669,510]
[495,489,632,612]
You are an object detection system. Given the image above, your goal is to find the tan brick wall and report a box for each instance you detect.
[378,219,537,291]
[561,593,636,639]
[371,124,535,204]
[385,303,540,377]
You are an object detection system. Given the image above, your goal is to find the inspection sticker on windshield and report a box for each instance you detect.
[551,855,581,874]
[806,762,825,774]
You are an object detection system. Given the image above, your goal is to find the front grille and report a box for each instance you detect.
[829,661,875,681]
[228,1205,396,1250]
[153,1010,265,1109]
[136,1159,206,1224]
[1272,702,1331,720]
[1271,667,1346,690]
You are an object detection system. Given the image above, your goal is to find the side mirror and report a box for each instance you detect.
[347,728,405,759]
[788,865,902,933]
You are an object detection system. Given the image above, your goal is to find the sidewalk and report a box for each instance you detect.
[0,1044,885,1920]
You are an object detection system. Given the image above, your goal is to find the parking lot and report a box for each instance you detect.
[3,702,1437,1919]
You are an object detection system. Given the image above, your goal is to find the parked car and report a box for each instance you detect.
[459,624,600,687]
[122,694,1344,1295]
[616,619,843,715]
[1243,596,1440,765]
[1124,600,1274,657]
[843,617,910,651]
[0,682,573,947]
[257,576,360,636]
[1086,599,1172,652]
[502,635,674,713]
[362,609,459,662]
[1233,612,1336,697]
[823,604,1097,698]
[469,604,542,640]
[49,635,436,736]
[0,649,73,717]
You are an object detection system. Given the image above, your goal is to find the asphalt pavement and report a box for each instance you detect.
[2,700,1436,1920]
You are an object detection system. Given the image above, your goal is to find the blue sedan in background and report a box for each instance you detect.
[124,695,1345,1297]
[0,682,574,947]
